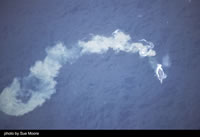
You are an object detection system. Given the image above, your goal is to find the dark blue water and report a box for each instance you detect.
[0,0,200,129]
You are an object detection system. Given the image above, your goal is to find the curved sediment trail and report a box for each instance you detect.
[0,30,168,116]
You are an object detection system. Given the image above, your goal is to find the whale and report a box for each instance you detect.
[155,64,167,84]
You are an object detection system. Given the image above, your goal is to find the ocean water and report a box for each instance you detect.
[0,0,200,129]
